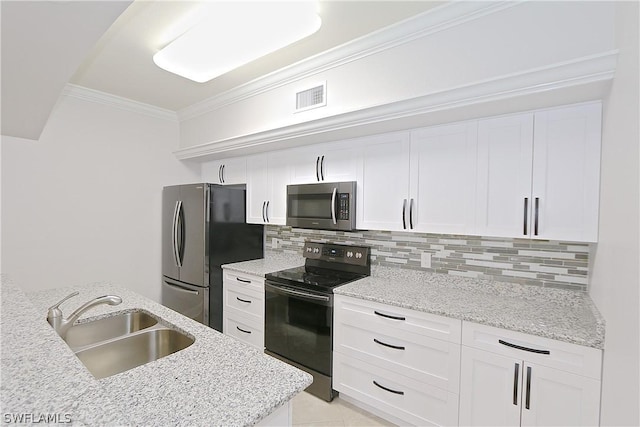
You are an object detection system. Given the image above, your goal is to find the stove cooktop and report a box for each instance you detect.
[265,265,366,294]
[265,242,371,294]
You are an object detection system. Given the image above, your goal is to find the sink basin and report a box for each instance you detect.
[65,311,158,349]
[74,328,194,379]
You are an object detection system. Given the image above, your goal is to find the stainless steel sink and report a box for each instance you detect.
[75,328,194,379]
[65,311,158,349]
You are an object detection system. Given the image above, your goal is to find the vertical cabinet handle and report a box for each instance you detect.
[265,200,270,223]
[513,363,520,405]
[525,366,532,409]
[523,198,529,236]
[221,164,225,183]
[534,198,540,236]
[320,155,325,181]
[262,201,266,222]
[402,199,407,229]
[409,198,414,229]
[315,156,320,181]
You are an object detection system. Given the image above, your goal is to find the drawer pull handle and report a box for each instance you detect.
[374,310,405,321]
[236,326,251,334]
[236,277,252,284]
[499,339,550,355]
[374,338,405,350]
[373,380,404,395]
[236,297,251,304]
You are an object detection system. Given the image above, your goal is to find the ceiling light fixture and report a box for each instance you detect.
[153,1,322,83]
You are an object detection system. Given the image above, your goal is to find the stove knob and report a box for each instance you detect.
[355,252,362,259]
[313,248,320,254]
[306,247,312,253]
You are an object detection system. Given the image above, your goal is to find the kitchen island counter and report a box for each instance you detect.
[1,276,312,426]
[335,266,605,349]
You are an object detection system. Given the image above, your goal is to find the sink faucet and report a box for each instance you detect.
[47,291,123,338]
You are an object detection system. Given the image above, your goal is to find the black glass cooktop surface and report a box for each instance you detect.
[265,266,366,294]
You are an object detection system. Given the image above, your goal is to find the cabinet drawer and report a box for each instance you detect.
[223,270,264,293]
[462,321,602,379]
[335,295,461,343]
[335,321,460,393]
[224,315,263,349]
[224,283,263,322]
[334,352,459,427]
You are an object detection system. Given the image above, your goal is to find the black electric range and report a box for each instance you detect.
[264,241,371,402]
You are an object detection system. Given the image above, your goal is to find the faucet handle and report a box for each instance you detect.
[47,291,79,313]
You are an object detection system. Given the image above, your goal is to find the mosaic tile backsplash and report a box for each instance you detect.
[265,226,592,291]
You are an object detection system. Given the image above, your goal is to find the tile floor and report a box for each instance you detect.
[291,391,395,427]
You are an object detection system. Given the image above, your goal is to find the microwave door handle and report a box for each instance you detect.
[331,187,337,225]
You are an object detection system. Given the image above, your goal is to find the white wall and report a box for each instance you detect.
[1,95,200,302]
[589,1,640,426]
[180,1,615,148]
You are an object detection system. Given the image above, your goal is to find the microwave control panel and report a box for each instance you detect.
[337,193,350,220]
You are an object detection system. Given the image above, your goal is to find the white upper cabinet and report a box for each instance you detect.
[476,113,535,238]
[475,102,602,242]
[202,157,247,185]
[288,140,360,185]
[410,122,478,234]
[246,152,290,225]
[531,102,602,242]
[356,132,411,231]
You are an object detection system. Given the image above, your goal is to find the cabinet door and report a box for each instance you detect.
[356,132,410,231]
[319,141,360,183]
[202,160,224,184]
[531,103,602,242]
[246,154,268,224]
[520,363,601,427]
[476,114,534,238]
[459,346,523,427]
[288,146,321,184]
[266,151,290,225]
[409,122,478,234]
[220,157,247,185]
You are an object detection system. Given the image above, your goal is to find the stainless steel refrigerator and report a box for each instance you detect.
[162,183,263,331]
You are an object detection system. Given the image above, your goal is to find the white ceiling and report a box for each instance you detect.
[70,1,442,112]
[1,0,442,140]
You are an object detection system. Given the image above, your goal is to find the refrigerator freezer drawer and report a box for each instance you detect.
[162,277,209,325]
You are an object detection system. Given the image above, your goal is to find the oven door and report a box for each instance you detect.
[264,282,333,376]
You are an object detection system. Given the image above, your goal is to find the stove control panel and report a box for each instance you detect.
[303,242,370,266]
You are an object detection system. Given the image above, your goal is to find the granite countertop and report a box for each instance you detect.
[335,266,605,349]
[222,251,304,277]
[0,276,312,426]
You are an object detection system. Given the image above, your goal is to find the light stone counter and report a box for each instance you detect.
[335,266,605,349]
[1,276,312,426]
[222,251,304,277]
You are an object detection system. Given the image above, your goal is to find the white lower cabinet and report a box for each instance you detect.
[333,295,461,426]
[459,322,602,427]
[222,269,264,349]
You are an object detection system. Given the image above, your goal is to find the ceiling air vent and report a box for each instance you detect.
[295,82,326,112]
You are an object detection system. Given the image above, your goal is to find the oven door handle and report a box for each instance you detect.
[265,283,330,302]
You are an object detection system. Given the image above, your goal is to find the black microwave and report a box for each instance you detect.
[286,182,357,231]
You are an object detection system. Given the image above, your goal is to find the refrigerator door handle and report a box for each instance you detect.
[165,280,200,295]
[176,200,184,267]
[172,201,181,267]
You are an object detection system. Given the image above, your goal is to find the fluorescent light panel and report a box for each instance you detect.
[153,1,321,83]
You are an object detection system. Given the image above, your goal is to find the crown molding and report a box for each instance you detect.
[173,50,618,161]
[177,1,519,122]
[62,84,178,122]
